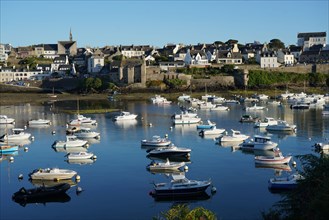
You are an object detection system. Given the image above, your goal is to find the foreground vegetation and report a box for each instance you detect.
[154,204,216,220]
[262,154,329,220]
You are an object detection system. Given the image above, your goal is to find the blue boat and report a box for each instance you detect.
[196,120,216,130]
[0,145,18,153]
[268,173,304,191]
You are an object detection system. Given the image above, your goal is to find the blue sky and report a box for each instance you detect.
[1,0,328,48]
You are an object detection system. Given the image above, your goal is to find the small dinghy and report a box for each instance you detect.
[146,158,185,172]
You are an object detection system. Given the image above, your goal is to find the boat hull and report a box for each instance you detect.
[151,184,210,198]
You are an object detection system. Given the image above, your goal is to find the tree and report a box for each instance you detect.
[93,78,102,89]
[268,39,285,49]
[262,154,329,220]
[225,39,238,45]
[154,204,216,220]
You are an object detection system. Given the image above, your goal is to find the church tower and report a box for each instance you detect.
[69,28,73,41]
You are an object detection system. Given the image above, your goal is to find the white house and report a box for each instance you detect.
[0,67,43,82]
[43,44,58,59]
[297,32,327,51]
[88,55,104,73]
[52,55,68,71]
[184,49,209,65]
[174,47,189,61]
[256,51,279,68]
[277,49,295,65]
[0,44,8,62]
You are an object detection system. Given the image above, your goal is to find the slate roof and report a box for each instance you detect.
[44,44,58,51]
[58,41,76,49]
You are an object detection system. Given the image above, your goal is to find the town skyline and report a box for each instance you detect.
[1,0,328,48]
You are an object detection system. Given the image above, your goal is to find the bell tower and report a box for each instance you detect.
[69,28,73,41]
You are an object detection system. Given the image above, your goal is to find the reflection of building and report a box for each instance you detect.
[58,29,77,56]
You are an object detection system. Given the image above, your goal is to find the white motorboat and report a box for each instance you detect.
[256,94,269,101]
[217,129,249,142]
[72,127,100,139]
[198,102,215,110]
[266,120,297,132]
[0,128,32,142]
[240,135,278,151]
[151,95,172,104]
[279,90,294,100]
[255,151,292,165]
[0,115,15,124]
[150,174,211,198]
[141,135,171,147]
[210,104,229,111]
[114,111,138,121]
[147,144,191,158]
[146,158,185,172]
[28,119,51,125]
[172,111,198,119]
[65,151,95,160]
[172,113,201,125]
[29,168,77,180]
[254,117,278,128]
[52,135,88,148]
[199,126,225,136]
[68,114,97,126]
[177,94,191,102]
[245,104,266,111]
[268,173,304,190]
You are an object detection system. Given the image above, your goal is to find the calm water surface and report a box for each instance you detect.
[1,99,328,220]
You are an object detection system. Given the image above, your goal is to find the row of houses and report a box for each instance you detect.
[0,31,328,84]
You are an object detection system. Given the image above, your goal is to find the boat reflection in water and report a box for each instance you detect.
[0,151,19,162]
[52,146,88,153]
[218,141,243,148]
[114,119,138,129]
[66,158,96,165]
[12,183,71,207]
[232,146,280,157]
[151,191,211,202]
[147,155,191,163]
[28,124,51,129]
[30,179,77,187]
[255,163,293,176]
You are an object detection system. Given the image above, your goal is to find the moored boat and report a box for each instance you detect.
[150,174,211,198]
[12,183,71,206]
[0,128,32,142]
[52,135,89,148]
[217,129,249,142]
[29,168,77,180]
[268,173,304,190]
[65,151,95,160]
[266,120,297,132]
[240,135,278,151]
[28,119,51,125]
[0,115,15,124]
[199,126,225,137]
[141,135,171,147]
[114,111,138,121]
[196,120,216,130]
[255,151,292,165]
[147,145,191,158]
[0,145,19,153]
[146,158,185,172]
[71,127,100,139]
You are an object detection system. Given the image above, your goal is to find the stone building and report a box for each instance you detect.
[58,29,77,56]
